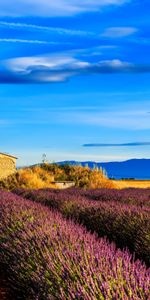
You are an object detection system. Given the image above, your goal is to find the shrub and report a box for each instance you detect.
[0,167,55,190]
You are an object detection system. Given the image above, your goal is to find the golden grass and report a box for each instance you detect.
[113,180,150,189]
[18,167,55,189]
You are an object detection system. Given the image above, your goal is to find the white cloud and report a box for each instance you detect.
[2,55,90,82]
[98,59,132,69]
[0,0,128,17]
[0,21,92,37]
[101,27,138,38]
[5,56,77,72]
[48,109,150,130]
[4,56,89,83]
[6,106,150,130]
[1,54,150,83]
[0,38,55,44]
[65,110,150,130]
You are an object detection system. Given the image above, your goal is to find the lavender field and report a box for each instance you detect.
[0,190,150,300]
[14,188,150,266]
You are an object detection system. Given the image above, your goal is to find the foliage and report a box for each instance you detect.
[0,163,116,190]
[0,190,150,299]
[42,163,116,188]
[0,166,55,190]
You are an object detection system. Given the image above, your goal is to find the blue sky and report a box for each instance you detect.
[0,0,150,165]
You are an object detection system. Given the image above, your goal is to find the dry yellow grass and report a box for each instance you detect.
[113,180,150,189]
[16,167,55,189]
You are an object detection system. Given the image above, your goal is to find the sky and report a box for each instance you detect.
[0,0,150,166]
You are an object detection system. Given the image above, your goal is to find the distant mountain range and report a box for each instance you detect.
[56,159,150,179]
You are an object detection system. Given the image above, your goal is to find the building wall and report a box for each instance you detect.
[0,154,16,180]
[54,182,75,189]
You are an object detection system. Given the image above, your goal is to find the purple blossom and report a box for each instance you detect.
[14,187,150,266]
[0,190,150,299]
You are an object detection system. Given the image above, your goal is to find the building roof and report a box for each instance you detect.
[0,152,18,159]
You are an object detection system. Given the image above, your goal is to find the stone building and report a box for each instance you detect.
[52,181,75,189]
[0,152,17,180]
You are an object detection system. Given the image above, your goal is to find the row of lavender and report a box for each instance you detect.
[80,188,150,206]
[14,188,150,266]
[42,187,150,207]
[0,190,150,299]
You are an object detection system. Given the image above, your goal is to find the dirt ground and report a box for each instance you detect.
[113,180,150,189]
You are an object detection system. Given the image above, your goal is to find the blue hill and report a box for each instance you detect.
[56,159,150,180]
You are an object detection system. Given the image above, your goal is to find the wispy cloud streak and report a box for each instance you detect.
[0,38,56,44]
[0,0,129,17]
[0,21,93,37]
[83,142,150,147]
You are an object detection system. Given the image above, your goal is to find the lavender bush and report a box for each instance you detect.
[15,187,150,207]
[0,190,150,299]
[14,188,150,266]
[80,188,150,207]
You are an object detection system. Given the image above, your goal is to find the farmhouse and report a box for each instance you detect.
[0,152,17,180]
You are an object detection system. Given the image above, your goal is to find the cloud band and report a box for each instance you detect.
[83,142,150,147]
[1,56,150,84]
